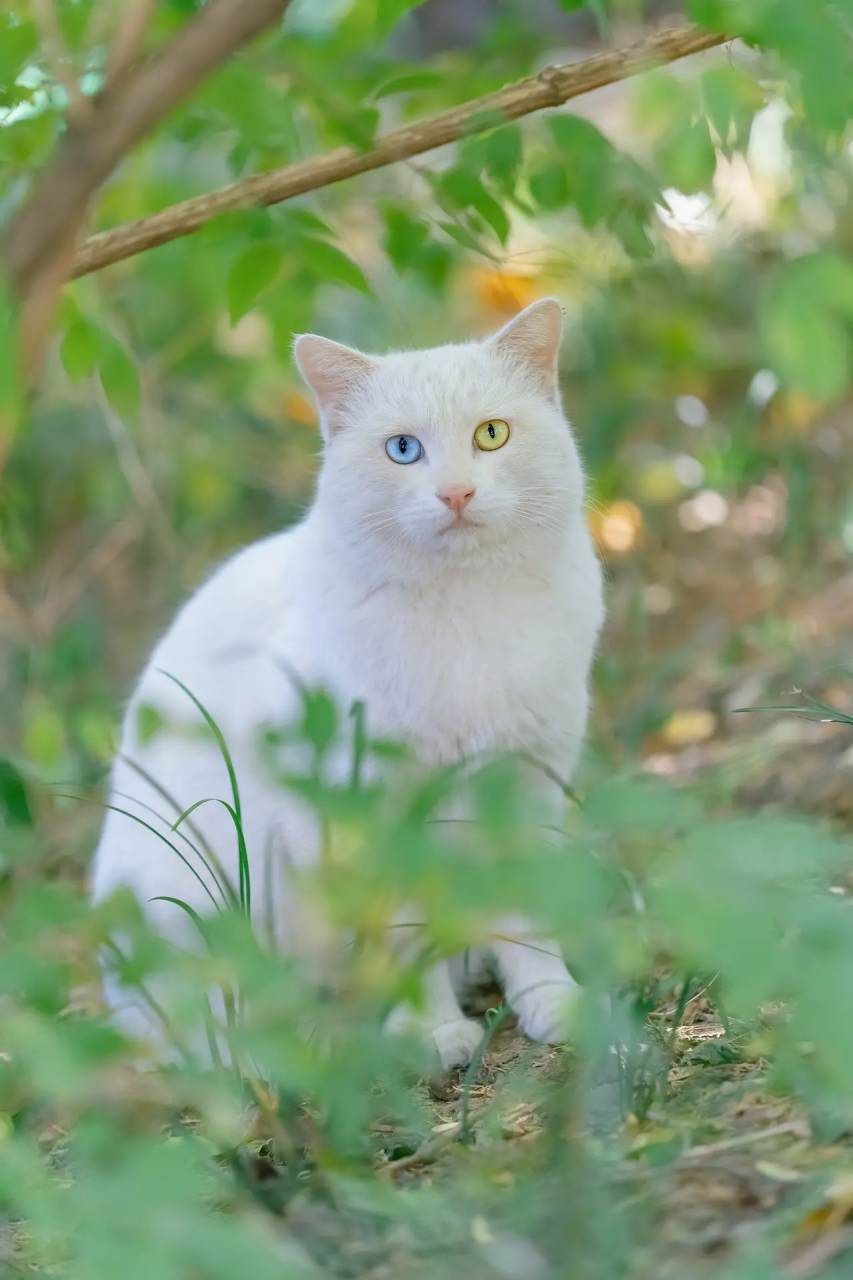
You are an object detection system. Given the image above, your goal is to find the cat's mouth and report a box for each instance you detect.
[439,516,481,534]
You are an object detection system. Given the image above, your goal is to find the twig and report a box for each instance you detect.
[610,1119,811,1183]
[29,0,88,120]
[380,1124,461,1177]
[786,1228,853,1279]
[459,1003,509,1142]
[667,971,694,1050]
[681,1120,809,1161]
[105,0,161,86]
[70,24,730,281]
[31,514,142,637]
[96,380,177,557]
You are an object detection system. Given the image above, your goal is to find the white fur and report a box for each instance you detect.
[90,300,604,1067]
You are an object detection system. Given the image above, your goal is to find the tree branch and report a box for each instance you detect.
[29,0,88,121]
[6,0,291,299]
[70,24,729,282]
[2,0,292,378]
[104,0,161,87]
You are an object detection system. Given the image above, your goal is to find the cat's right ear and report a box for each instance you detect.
[293,334,376,438]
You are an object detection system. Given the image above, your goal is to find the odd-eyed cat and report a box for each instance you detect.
[91,298,604,1068]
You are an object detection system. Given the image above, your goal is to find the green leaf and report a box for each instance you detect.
[136,703,165,746]
[0,759,32,826]
[764,296,849,401]
[468,184,509,244]
[701,64,762,152]
[373,71,443,99]
[376,0,423,38]
[303,690,337,755]
[683,1039,741,1066]
[437,221,486,254]
[762,254,853,400]
[60,319,100,382]
[0,18,37,86]
[529,162,570,211]
[382,204,429,273]
[0,274,20,461]
[635,68,714,192]
[656,117,717,195]
[99,339,141,420]
[687,0,730,27]
[611,203,654,260]
[281,208,333,236]
[414,242,452,294]
[301,239,370,294]
[22,702,65,770]
[329,105,380,151]
[483,125,523,190]
[548,115,615,223]
[438,169,511,244]
[227,243,283,325]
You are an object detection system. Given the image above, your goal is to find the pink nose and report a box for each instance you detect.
[437,486,475,515]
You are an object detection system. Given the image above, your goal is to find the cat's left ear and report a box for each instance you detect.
[294,334,377,438]
[489,298,563,398]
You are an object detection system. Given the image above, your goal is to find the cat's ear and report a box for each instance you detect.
[293,334,376,437]
[489,298,563,397]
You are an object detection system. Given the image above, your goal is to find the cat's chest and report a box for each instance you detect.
[308,571,592,765]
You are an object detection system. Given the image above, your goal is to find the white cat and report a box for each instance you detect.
[90,298,604,1069]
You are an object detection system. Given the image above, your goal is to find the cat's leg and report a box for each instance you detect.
[423,962,485,1069]
[382,904,483,1068]
[386,960,483,1069]
[490,915,578,1045]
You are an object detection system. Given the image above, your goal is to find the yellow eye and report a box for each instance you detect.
[474,419,510,451]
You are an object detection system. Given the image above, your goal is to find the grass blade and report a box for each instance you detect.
[157,671,251,916]
[112,787,234,908]
[60,793,221,911]
[150,894,211,944]
[170,797,245,909]
[120,756,236,901]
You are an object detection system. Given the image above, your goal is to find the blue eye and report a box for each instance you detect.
[385,434,423,465]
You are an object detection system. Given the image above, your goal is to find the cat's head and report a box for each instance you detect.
[294,299,585,579]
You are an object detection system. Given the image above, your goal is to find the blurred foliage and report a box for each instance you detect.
[3,0,853,1275]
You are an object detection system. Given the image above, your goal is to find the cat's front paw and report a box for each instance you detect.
[431,1017,484,1069]
[512,980,578,1045]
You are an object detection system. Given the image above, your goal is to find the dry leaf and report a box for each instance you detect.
[662,709,717,747]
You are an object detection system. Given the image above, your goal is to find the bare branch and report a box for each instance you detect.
[105,0,161,86]
[32,514,142,639]
[70,24,729,281]
[29,0,88,120]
